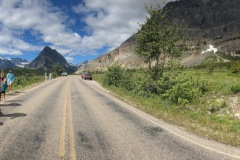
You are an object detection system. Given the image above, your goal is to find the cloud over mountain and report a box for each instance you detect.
[0,0,174,64]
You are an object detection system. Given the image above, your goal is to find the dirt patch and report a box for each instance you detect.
[216,95,240,120]
[228,95,240,119]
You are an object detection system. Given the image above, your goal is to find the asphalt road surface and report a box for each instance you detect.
[0,75,239,160]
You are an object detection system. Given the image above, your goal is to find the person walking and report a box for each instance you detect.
[44,72,48,81]
[0,78,8,102]
[0,71,4,91]
[6,70,14,92]
[49,73,52,80]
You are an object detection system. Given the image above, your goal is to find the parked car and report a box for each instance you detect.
[81,72,86,79]
[82,73,92,80]
[61,72,68,76]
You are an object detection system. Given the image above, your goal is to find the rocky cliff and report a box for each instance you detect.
[79,0,240,72]
[80,35,146,72]
[166,0,240,66]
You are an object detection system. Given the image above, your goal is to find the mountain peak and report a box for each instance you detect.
[27,46,77,73]
[42,46,56,52]
[38,46,63,63]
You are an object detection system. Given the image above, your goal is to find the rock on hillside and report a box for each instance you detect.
[80,35,146,72]
[79,0,240,72]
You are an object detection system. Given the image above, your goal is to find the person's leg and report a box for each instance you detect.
[8,82,12,92]
[3,93,5,102]
[8,82,10,91]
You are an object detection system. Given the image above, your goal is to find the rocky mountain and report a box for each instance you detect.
[0,57,29,69]
[27,46,77,73]
[10,58,29,68]
[165,0,240,66]
[79,0,240,72]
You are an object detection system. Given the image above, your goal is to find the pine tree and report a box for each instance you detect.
[135,3,186,80]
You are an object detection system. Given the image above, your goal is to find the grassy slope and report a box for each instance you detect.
[93,70,240,147]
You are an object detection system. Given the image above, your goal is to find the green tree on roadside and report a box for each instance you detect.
[53,63,63,76]
[135,3,186,79]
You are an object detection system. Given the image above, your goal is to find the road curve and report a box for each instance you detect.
[0,75,239,160]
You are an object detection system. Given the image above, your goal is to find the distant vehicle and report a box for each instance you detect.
[61,72,68,76]
[81,73,92,80]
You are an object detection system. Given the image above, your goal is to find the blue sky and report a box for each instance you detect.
[0,0,173,64]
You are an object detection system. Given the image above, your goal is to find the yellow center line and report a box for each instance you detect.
[68,82,76,160]
[58,81,76,160]
[58,83,68,158]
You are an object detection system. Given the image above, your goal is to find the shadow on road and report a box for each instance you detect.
[7,91,26,96]
[7,100,24,103]
[0,103,22,107]
[0,122,3,126]
[0,113,27,119]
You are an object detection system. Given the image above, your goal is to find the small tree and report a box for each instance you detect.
[135,3,186,79]
[53,63,63,76]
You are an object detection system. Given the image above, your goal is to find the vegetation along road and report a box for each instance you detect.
[0,75,239,160]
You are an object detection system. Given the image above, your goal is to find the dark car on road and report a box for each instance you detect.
[81,73,92,80]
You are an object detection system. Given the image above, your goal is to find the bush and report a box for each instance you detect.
[197,80,209,93]
[231,84,240,94]
[207,99,227,113]
[157,73,172,94]
[150,64,163,81]
[231,67,240,73]
[230,61,240,73]
[14,78,21,85]
[104,64,124,87]
[161,73,202,106]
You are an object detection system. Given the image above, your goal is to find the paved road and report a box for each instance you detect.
[0,76,239,160]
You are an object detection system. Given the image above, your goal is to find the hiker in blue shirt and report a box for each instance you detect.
[6,70,14,92]
[0,78,8,102]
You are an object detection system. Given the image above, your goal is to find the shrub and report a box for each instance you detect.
[157,73,172,94]
[230,122,240,132]
[231,67,240,73]
[104,64,124,87]
[207,99,227,113]
[129,79,154,97]
[231,84,240,94]
[230,61,240,73]
[197,80,209,93]
[149,64,163,81]
[161,73,201,105]
[14,78,21,85]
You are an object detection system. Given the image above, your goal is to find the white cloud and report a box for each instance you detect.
[0,25,39,55]
[0,0,61,55]
[0,0,175,62]
[50,45,72,55]
[65,56,74,63]
[73,0,175,51]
